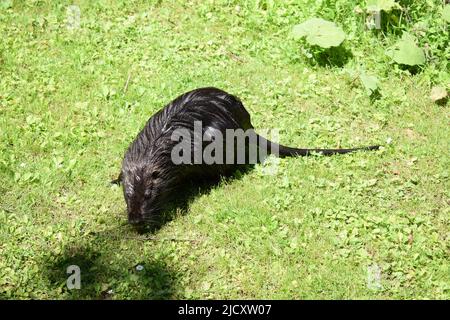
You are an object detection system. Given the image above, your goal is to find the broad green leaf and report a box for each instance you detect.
[366,0,401,12]
[292,18,346,48]
[443,5,450,23]
[390,33,425,66]
[360,72,379,95]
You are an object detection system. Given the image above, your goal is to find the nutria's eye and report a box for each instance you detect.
[151,171,159,179]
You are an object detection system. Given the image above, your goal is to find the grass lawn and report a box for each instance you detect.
[0,0,449,299]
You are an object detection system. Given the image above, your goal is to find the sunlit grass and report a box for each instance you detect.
[0,0,448,299]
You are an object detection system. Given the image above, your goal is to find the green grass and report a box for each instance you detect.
[0,0,449,299]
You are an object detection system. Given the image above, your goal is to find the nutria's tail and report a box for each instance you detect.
[257,134,380,158]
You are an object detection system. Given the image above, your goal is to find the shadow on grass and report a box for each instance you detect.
[310,45,353,68]
[369,90,383,103]
[367,8,405,37]
[39,165,253,299]
[396,64,424,75]
[131,165,254,234]
[434,96,448,106]
[0,292,10,299]
[41,240,178,299]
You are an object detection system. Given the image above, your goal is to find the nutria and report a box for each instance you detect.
[114,87,379,225]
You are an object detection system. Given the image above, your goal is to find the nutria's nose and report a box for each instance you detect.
[128,214,144,226]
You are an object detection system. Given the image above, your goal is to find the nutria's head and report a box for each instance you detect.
[121,142,178,226]
[120,165,161,225]
[120,118,194,225]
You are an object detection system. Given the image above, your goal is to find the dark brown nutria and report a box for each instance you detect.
[114,87,379,225]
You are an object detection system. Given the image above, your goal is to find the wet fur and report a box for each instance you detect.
[116,87,379,225]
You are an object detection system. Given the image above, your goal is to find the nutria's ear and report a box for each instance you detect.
[111,171,123,185]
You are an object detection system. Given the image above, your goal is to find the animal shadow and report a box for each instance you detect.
[41,238,177,299]
[130,165,254,234]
